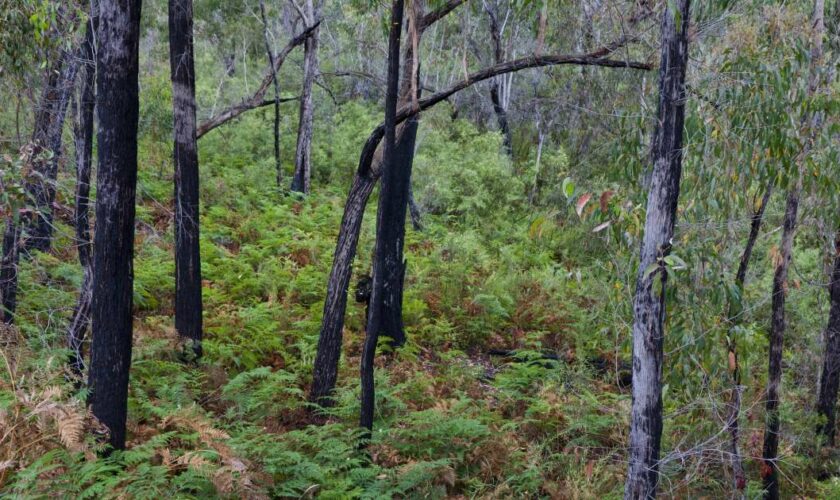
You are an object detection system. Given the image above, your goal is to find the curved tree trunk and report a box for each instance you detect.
[67,11,97,377]
[291,0,320,194]
[360,0,404,436]
[169,0,203,359]
[624,1,690,498]
[88,0,142,452]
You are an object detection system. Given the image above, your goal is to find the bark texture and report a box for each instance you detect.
[0,220,21,325]
[169,0,203,358]
[762,2,822,496]
[624,1,690,498]
[67,12,97,377]
[87,0,142,451]
[725,186,771,492]
[309,27,651,408]
[817,233,840,446]
[291,0,321,194]
[360,0,404,435]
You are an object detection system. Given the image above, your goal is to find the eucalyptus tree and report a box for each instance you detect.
[624,0,690,497]
[67,4,98,376]
[310,5,653,407]
[169,0,203,358]
[762,2,824,497]
[88,0,143,451]
[290,0,321,194]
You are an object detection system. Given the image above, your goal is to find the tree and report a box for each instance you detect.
[258,0,282,187]
[67,7,97,376]
[360,0,404,435]
[817,233,840,446]
[87,0,143,451]
[624,0,690,498]
[169,0,202,359]
[309,25,651,407]
[290,0,320,194]
[762,2,823,497]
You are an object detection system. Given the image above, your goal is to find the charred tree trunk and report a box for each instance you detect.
[169,0,203,359]
[309,28,651,410]
[67,12,97,377]
[290,0,320,194]
[0,219,21,325]
[761,183,801,500]
[725,186,771,492]
[24,52,79,254]
[259,0,282,187]
[360,0,404,435]
[762,3,822,497]
[407,181,423,231]
[624,1,690,498]
[484,3,512,156]
[817,233,840,446]
[88,0,142,452]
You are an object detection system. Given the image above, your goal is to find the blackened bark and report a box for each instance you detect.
[360,0,404,435]
[24,52,79,254]
[817,233,840,446]
[67,12,97,377]
[87,0,142,452]
[762,3,822,496]
[407,181,423,231]
[624,1,690,498]
[762,184,801,500]
[309,173,377,407]
[725,186,771,491]
[259,0,282,187]
[310,28,651,410]
[291,0,320,194]
[0,219,21,325]
[169,0,203,359]
[484,3,512,156]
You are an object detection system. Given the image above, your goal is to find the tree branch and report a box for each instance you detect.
[197,19,321,139]
[357,52,651,176]
[419,0,468,32]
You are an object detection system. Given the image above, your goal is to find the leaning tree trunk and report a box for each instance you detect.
[762,2,822,497]
[169,0,203,359]
[360,0,404,436]
[817,232,840,446]
[484,3,512,156]
[67,11,97,377]
[624,1,690,498]
[308,27,652,409]
[290,0,320,194]
[88,0,142,452]
[259,0,282,187]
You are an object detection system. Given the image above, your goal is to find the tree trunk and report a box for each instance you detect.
[309,28,651,410]
[407,181,423,231]
[360,0,404,436]
[0,219,21,325]
[761,183,801,500]
[817,232,840,446]
[67,11,97,377]
[24,52,79,254]
[88,0,142,452]
[290,0,320,194]
[762,3,822,496]
[169,0,203,359]
[725,186,771,492]
[624,1,690,498]
[484,3,512,156]
[259,0,282,187]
